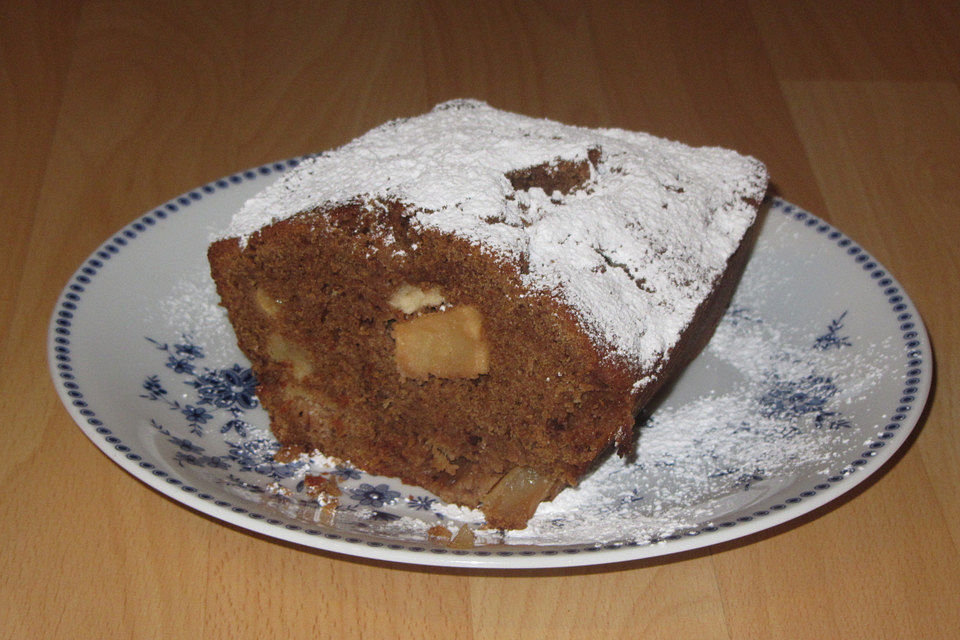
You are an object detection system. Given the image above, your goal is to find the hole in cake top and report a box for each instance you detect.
[504,146,602,197]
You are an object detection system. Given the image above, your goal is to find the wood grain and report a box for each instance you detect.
[2,1,959,638]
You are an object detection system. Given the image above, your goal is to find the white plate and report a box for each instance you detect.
[49,161,932,568]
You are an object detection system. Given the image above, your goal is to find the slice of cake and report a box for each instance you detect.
[208,100,768,529]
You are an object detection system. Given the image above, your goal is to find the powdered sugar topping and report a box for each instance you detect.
[220,99,767,371]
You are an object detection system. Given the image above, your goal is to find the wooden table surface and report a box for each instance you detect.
[3,1,959,638]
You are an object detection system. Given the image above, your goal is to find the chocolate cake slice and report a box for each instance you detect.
[208,100,768,529]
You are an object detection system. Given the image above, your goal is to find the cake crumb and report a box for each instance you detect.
[318,500,338,525]
[265,482,291,497]
[304,473,341,499]
[427,524,452,542]
[450,524,476,549]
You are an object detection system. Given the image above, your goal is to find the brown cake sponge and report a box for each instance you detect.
[208,100,768,528]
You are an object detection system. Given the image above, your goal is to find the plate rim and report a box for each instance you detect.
[47,162,933,569]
